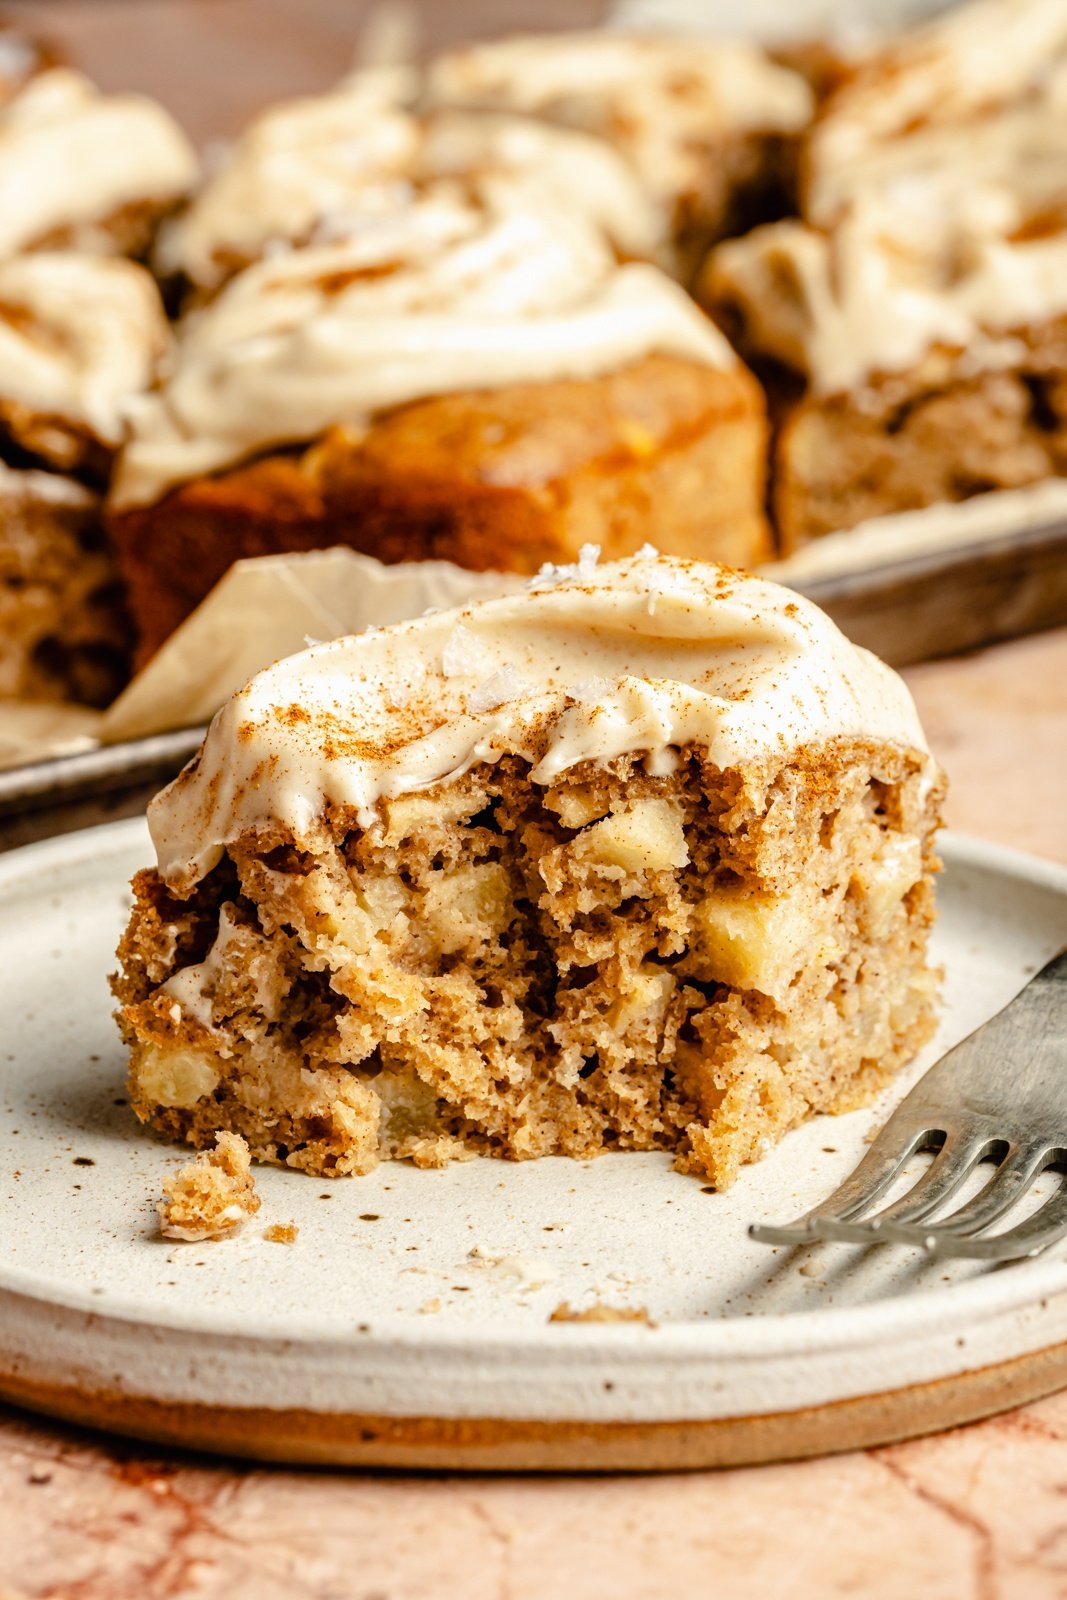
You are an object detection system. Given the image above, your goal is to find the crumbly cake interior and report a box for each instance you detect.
[775,325,1067,548]
[114,741,941,1189]
[0,468,130,703]
[157,1130,260,1241]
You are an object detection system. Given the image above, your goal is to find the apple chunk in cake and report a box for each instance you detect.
[112,555,944,1188]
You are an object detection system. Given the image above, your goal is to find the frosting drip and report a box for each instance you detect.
[148,553,932,892]
[113,182,734,509]
[0,69,196,257]
[0,251,170,443]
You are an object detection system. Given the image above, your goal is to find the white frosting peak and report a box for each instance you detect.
[155,77,421,291]
[157,74,665,292]
[149,554,931,892]
[113,182,733,509]
[0,69,196,257]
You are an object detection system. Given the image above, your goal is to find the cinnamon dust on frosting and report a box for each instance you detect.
[709,190,1067,395]
[704,0,1067,394]
[149,553,932,893]
[805,0,1067,227]
[425,32,812,206]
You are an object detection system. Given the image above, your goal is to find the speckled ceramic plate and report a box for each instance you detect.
[0,820,1066,1471]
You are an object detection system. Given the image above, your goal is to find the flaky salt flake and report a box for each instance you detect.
[441,623,475,678]
[528,543,602,591]
[567,675,614,706]
[469,665,528,713]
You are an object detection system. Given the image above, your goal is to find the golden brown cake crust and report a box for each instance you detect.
[108,353,771,663]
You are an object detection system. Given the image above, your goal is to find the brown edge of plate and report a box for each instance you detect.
[3,1337,1067,1472]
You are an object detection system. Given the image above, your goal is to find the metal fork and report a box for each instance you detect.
[751,947,1067,1263]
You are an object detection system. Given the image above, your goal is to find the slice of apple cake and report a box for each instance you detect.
[112,553,944,1188]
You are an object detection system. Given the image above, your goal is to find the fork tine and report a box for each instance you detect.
[806,1131,996,1246]
[875,1144,1053,1244]
[749,1119,933,1246]
[922,1168,1067,1262]
[864,1131,997,1228]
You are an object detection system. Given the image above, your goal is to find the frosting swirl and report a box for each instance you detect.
[113,181,734,509]
[149,552,932,892]
[0,69,196,257]
[426,33,812,209]
[158,74,664,293]
[0,251,169,446]
[806,0,1067,226]
[155,76,420,292]
[707,190,1067,394]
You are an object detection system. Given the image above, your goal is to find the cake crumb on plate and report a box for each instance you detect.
[263,1222,299,1244]
[158,1131,260,1242]
[549,1301,655,1325]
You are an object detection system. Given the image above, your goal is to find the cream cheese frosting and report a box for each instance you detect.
[158,78,664,292]
[154,77,421,291]
[0,251,170,444]
[707,195,1067,394]
[425,33,813,207]
[0,69,196,258]
[112,181,734,509]
[806,0,1067,226]
[148,552,932,892]
[158,95,668,292]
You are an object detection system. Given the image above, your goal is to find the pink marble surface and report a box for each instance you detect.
[4,1393,1067,1597]
[1,628,1065,1598]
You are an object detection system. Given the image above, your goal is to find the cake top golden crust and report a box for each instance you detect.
[113,180,734,510]
[148,552,932,892]
[0,69,196,257]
